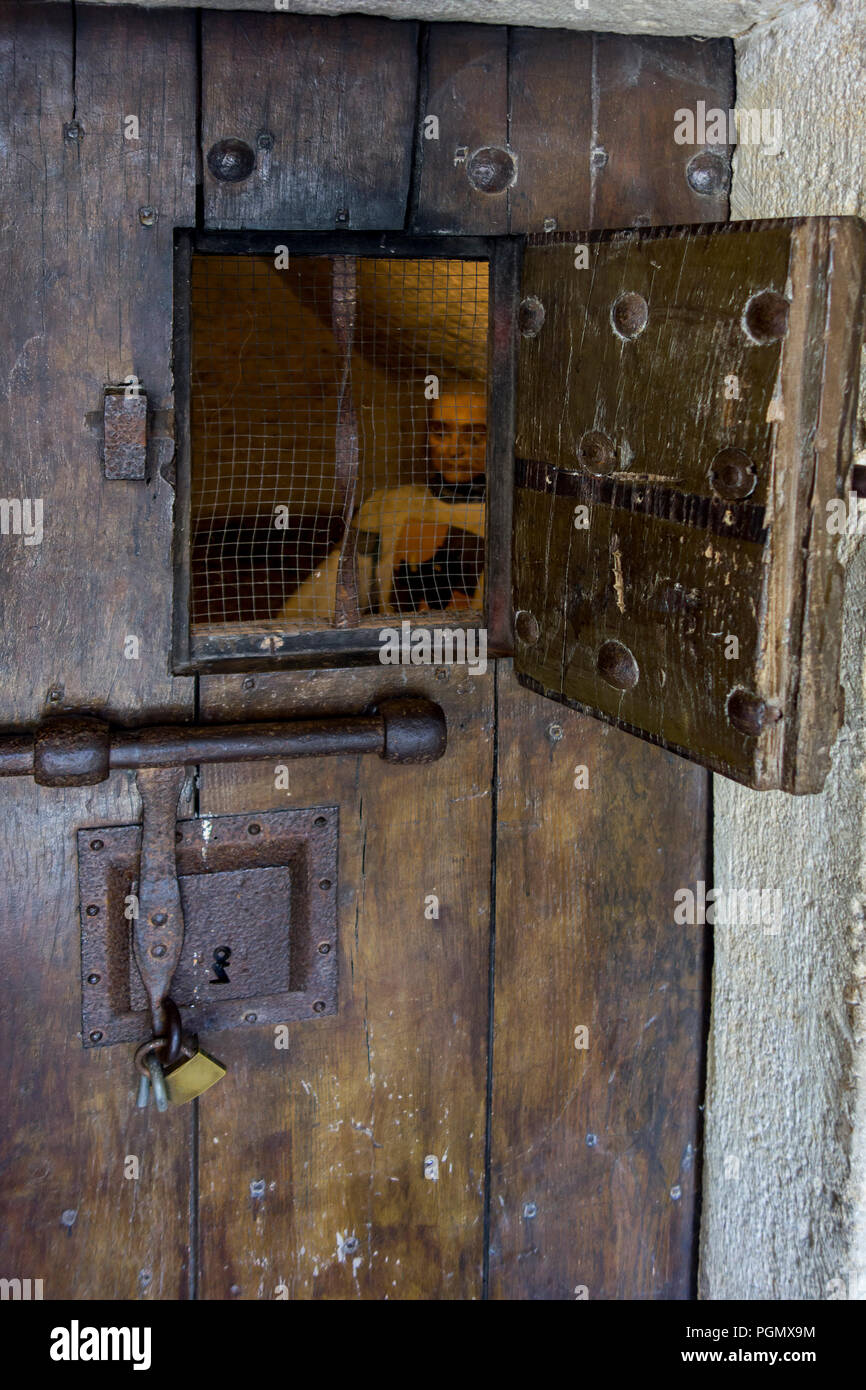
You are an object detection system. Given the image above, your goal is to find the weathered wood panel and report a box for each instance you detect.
[488,664,708,1299]
[513,220,866,790]
[411,24,508,235]
[195,666,493,1299]
[202,13,418,232]
[592,36,734,229]
[0,3,196,1298]
[507,27,593,235]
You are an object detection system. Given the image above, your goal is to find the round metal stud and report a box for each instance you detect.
[742,290,790,345]
[578,430,617,475]
[727,688,781,736]
[610,292,648,340]
[685,150,731,197]
[518,296,546,338]
[466,146,516,194]
[709,447,757,501]
[206,138,256,183]
[514,610,540,645]
[596,640,639,691]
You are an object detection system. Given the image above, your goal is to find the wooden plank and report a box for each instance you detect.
[202,13,419,232]
[592,36,734,230]
[508,27,593,235]
[0,4,196,1297]
[488,664,708,1300]
[411,23,509,235]
[196,666,493,1299]
[489,34,729,1300]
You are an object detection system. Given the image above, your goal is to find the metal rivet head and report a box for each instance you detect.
[89,839,104,851]
[335,208,350,225]
[242,677,256,691]
[248,823,261,835]
[515,610,540,645]
[89,1031,103,1043]
[244,1012,258,1023]
[314,816,327,828]
[548,723,563,741]
[256,130,274,151]
[47,686,64,704]
[710,447,757,501]
[206,138,256,183]
[151,912,167,926]
[518,296,546,338]
[312,1000,327,1013]
[466,146,516,194]
[578,430,617,475]
[150,943,167,958]
[610,292,648,341]
[743,290,790,345]
[64,122,83,142]
[685,150,731,197]
[85,904,99,917]
[586,1132,598,1146]
[523,1202,538,1218]
[727,688,781,737]
[543,217,557,233]
[138,205,156,227]
[318,942,331,955]
[590,147,608,170]
[87,973,101,985]
[596,640,639,691]
[318,878,332,891]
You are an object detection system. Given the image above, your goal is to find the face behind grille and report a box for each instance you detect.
[189,253,490,636]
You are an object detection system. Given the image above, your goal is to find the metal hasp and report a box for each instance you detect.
[103,386,147,480]
[0,697,448,785]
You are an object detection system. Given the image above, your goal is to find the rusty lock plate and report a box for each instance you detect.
[78,805,338,1047]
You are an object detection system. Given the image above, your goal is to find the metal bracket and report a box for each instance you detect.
[103,385,147,480]
[79,804,339,1047]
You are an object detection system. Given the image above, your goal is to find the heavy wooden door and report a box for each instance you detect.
[0,6,726,1299]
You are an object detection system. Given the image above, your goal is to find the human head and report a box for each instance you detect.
[427,381,487,484]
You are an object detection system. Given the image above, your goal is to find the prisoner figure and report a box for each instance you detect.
[277,380,487,624]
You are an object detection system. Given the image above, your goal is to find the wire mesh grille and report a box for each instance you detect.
[189,253,490,634]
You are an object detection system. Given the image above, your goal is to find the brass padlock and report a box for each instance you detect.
[164,1037,226,1105]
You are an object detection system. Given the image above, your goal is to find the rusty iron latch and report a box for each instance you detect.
[0,698,446,786]
[0,700,446,1090]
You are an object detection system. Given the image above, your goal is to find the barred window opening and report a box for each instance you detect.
[189,252,490,641]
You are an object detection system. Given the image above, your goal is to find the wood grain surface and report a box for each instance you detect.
[196,667,493,1299]
[488,663,708,1299]
[202,13,419,232]
[0,2,196,1299]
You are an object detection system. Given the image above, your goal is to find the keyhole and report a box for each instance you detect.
[210,945,232,983]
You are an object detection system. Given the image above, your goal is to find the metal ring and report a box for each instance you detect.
[163,998,183,1067]
[134,1036,169,1079]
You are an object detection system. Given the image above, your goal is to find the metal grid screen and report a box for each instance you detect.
[189,253,490,634]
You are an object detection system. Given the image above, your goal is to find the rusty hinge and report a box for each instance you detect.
[103,383,147,480]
